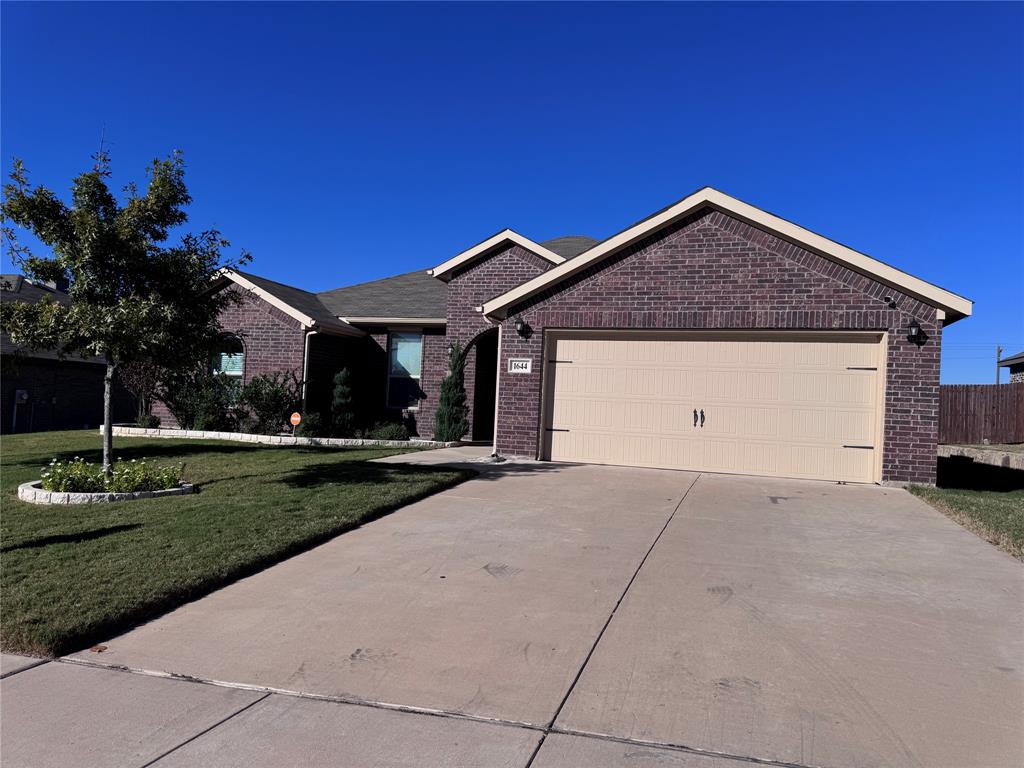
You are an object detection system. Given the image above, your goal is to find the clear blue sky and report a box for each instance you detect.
[2,2,1021,383]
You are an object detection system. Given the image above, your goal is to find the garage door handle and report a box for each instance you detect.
[693,409,698,427]
[700,409,705,428]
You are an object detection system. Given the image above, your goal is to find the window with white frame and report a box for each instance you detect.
[387,331,423,409]
[211,335,245,383]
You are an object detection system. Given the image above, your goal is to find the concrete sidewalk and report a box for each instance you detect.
[3,460,1021,767]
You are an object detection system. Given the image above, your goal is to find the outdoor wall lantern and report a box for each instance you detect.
[907,319,926,346]
[513,317,532,338]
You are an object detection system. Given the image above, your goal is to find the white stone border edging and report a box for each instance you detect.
[101,425,461,450]
[18,480,196,505]
[938,444,1024,471]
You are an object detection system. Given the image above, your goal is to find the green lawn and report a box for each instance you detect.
[1,430,473,657]
[910,485,1024,560]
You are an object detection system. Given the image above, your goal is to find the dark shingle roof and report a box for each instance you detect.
[1,275,71,307]
[233,271,357,333]
[1,275,97,361]
[541,235,599,259]
[999,351,1024,367]
[317,270,447,319]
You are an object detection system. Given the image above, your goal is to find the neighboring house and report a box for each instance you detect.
[998,351,1024,383]
[177,187,973,485]
[1,275,136,434]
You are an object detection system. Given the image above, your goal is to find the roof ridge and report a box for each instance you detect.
[235,269,318,297]
[316,269,430,297]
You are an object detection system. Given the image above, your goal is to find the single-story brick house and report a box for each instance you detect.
[1,275,136,433]
[998,351,1024,383]
[169,188,972,485]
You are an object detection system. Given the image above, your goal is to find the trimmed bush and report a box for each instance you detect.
[237,371,302,435]
[367,421,409,441]
[331,368,356,437]
[136,414,161,429]
[434,342,469,442]
[157,370,238,431]
[296,412,328,437]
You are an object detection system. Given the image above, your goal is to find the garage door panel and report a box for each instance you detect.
[832,374,876,406]
[545,334,883,483]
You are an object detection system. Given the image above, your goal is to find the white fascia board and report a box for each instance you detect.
[481,188,973,321]
[428,229,566,281]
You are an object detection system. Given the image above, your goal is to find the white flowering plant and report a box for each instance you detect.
[40,457,184,494]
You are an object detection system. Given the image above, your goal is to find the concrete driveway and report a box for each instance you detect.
[3,450,1021,767]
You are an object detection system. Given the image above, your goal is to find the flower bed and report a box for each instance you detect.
[17,456,193,505]
[41,457,184,493]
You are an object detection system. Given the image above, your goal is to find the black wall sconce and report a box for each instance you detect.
[513,317,532,338]
[906,319,927,347]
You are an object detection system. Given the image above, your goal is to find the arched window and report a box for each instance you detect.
[211,335,245,382]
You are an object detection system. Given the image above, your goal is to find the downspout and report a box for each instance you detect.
[301,328,318,413]
[491,321,503,457]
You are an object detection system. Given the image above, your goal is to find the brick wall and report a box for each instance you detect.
[494,208,943,485]
[1,356,136,433]
[363,326,447,438]
[445,244,552,438]
[153,287,306,426]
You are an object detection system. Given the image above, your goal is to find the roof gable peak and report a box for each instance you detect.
[428,229,566,282]
[480,187,972,324]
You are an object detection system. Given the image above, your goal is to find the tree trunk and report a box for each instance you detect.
[102,360,115,477]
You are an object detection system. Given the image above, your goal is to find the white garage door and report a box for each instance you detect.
[541,332,885,483]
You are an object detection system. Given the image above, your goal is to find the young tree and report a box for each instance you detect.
[434,342,470,442]
[0,151,249,473]
[331,368,356,437]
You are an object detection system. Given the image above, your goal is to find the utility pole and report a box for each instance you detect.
[996,345,1003,385]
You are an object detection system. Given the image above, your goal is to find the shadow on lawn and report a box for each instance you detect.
[1,524,143,553]
[937,457,1024,491]
[282,460,462,489]
[282,456,568,488]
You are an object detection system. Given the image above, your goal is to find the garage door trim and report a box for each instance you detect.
[538,329,888,483]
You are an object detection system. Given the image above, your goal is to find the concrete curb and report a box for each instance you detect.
[17,480,196,505]
[101,426,460,450]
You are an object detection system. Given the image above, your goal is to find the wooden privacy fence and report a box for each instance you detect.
[939,383,1024,445]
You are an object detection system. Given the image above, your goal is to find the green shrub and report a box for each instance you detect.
[136,414,161,429]
[295,412,328,437]
[40,457,183,493]
[237,371,301,435]
[157,370,238,431]
[367,421,409,441]
[331,368,356,437]
[434,342,469,441]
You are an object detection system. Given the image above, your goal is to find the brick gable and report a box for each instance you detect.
[495,209,942,484]
[152,286,307,427]
[445,244,552,438]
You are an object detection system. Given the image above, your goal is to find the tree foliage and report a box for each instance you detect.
[434,342,470,442]
[0,151,249,470]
